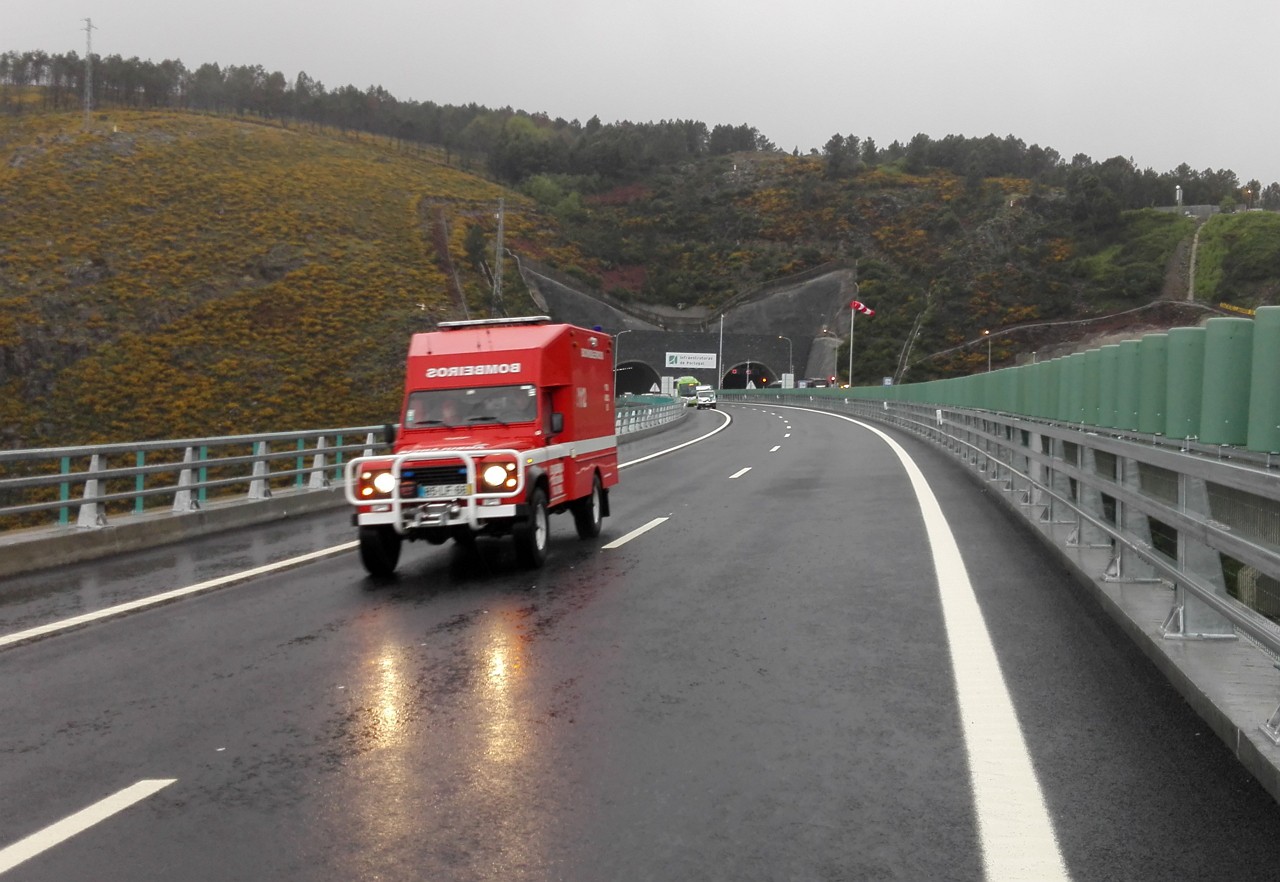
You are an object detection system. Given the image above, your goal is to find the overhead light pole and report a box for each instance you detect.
[983,329,992,372]
[613,329,633,391]
[778,335,793,381]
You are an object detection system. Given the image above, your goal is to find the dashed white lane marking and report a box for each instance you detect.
[602,517,669,549]
[818,409,1071,881]
[0,544,357,649]
[728,467,752,479]
[0,779,176,874]
[770,445,781,452]
[784,433,791,438]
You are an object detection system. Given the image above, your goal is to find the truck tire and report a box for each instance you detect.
[514,486,549,568]
[359,525,401,577]
[572,475,604,539]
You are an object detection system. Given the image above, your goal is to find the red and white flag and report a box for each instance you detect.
[850,300,875,316]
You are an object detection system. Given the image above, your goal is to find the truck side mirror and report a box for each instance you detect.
[550,412,564,435]
[383,423,397,446]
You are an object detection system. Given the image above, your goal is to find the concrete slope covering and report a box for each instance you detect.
[518,260,859,386]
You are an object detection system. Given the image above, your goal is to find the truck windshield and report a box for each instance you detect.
[405,384,537,428]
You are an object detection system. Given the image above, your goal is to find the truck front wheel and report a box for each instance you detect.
[572,475,604,539]
[359,525,401,577]
[514,486,549,568]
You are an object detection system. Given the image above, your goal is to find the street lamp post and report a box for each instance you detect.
[983,329,992,372]
[613,329,633,391]
[777,335,793,383]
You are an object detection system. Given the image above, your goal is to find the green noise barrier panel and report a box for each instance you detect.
[1247,306,1280,453]
[1115,340,1140,431]
[824,309,1280,455]
[1137,333,1169,435]
[1166,327,1206,440]
[1098,344,1120,429]
[1199,317,1254,446]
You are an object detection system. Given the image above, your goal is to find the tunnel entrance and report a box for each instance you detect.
[615,361,662,396]
[722,362,779,390]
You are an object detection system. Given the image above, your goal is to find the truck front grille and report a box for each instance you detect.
[399,462,468,498]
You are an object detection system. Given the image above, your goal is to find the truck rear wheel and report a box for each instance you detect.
[573,475,604,539]
[359,525,401,577]
[514,486,549,568]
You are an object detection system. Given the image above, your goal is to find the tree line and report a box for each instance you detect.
[3,48,1276,211]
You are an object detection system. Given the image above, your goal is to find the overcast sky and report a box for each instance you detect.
[10,0,1280,187]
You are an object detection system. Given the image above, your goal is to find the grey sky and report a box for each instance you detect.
[10,0,1280,187]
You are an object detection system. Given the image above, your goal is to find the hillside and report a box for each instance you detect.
[540,152,1236,380]
[0,111,575,447]
[2,109,1277,448]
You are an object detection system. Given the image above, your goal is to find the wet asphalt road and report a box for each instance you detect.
[3,405,1280,881]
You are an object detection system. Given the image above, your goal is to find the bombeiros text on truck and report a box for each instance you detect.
[344,316,619,576]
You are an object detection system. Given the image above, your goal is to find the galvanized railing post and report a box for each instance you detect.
[1162,474,1236,639]
[58,455,71,527]
[134,451,146,514]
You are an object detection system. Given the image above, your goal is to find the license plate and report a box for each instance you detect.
[420,483,467,498]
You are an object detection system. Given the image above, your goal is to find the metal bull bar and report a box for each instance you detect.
[343,449,526,533]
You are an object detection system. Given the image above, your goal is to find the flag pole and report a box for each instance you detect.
[848,310,855,386]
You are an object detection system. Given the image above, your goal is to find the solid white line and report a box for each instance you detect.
[728,467,752,479]
[815,408,1070,881]
[0,779,175,874]
[601,517,668,549]
[770,445,781,452]
[0,543,358,650]
[619,410,732,468]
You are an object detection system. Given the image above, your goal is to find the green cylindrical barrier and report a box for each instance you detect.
[1081,348,1102,427]
[1199,317,1253,446]
[1165,326,1206,440]
[1137,333,1168,434]
[1247,306,1280,452]
[1115,340,1141,431]
[1098,344,1120,429]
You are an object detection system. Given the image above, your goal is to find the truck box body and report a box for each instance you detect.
[344,317,617,573]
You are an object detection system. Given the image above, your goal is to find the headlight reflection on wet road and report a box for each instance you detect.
[480,610,530,766]
[371,655,405,747]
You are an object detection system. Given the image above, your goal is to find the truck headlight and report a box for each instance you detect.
[480,462,518,491]
[359,468,396,498]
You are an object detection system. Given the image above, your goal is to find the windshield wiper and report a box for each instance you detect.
[468,415,509,426]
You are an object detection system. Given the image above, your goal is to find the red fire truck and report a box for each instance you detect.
[344,316,618,576]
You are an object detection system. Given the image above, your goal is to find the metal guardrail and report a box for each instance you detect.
[0,427,388,530]
[617,400,683,435]
[725,390,1280,741]
[0,401,683,533]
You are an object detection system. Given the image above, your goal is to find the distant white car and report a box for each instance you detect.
[694,385,717,409]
